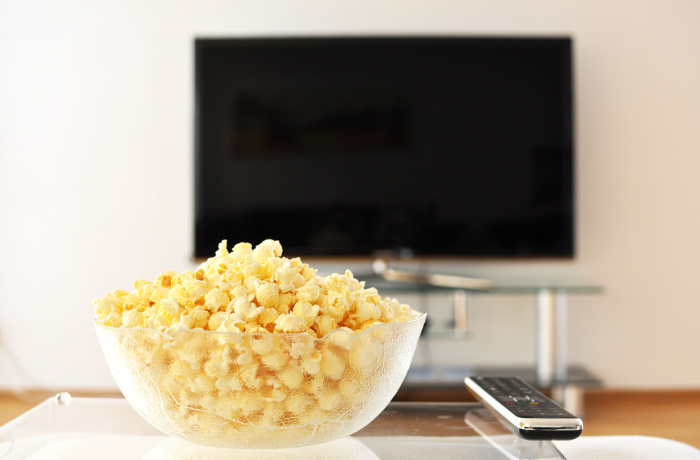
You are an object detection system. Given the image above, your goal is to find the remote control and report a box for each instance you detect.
[464,376,583,441]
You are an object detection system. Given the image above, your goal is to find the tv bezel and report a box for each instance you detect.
[193,35,575,261]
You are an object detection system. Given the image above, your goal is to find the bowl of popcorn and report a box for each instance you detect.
[94,240,425,449]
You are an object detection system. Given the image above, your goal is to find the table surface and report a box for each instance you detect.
[4,397,700,460]
[0,397,568,459]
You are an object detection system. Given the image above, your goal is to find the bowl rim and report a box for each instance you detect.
[93,312,426,342]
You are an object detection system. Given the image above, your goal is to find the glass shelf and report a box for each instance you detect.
[361,273,603,296]
[402,365,602,390]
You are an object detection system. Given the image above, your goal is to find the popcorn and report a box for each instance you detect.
[207,311,227,331]
[93,239,422,443]
[321,347,345,379]
[254,282,279,308]
[274,312,307,333]
[204,288,229,312]
[279,364,303,389]
[122,309,143,328]
[301,349,323,375]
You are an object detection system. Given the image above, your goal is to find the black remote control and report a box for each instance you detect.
[464,376,583,441]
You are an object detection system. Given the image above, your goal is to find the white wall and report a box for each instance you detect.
[1,0,699,392]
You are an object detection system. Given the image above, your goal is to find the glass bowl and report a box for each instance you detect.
[94,313,426,449]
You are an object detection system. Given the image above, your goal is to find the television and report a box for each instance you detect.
[194,36,574,259]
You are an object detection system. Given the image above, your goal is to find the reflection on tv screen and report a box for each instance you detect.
[233,90,412,155]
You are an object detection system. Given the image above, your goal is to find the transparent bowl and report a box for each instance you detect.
[94,313,426,449]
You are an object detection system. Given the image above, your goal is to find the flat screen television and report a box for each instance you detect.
[194,36,574,259]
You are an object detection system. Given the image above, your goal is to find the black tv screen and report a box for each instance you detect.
[194,36,574,258]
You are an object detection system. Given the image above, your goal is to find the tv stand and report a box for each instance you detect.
[369,262,604,413]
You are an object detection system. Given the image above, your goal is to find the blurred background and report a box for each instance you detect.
[1,0,699,396]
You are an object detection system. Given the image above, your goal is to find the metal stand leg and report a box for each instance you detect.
[555,289,568,382]
[537,288,582,413]
[451,290,469,339]
[536,288,556,385]
[536,288,569,385]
